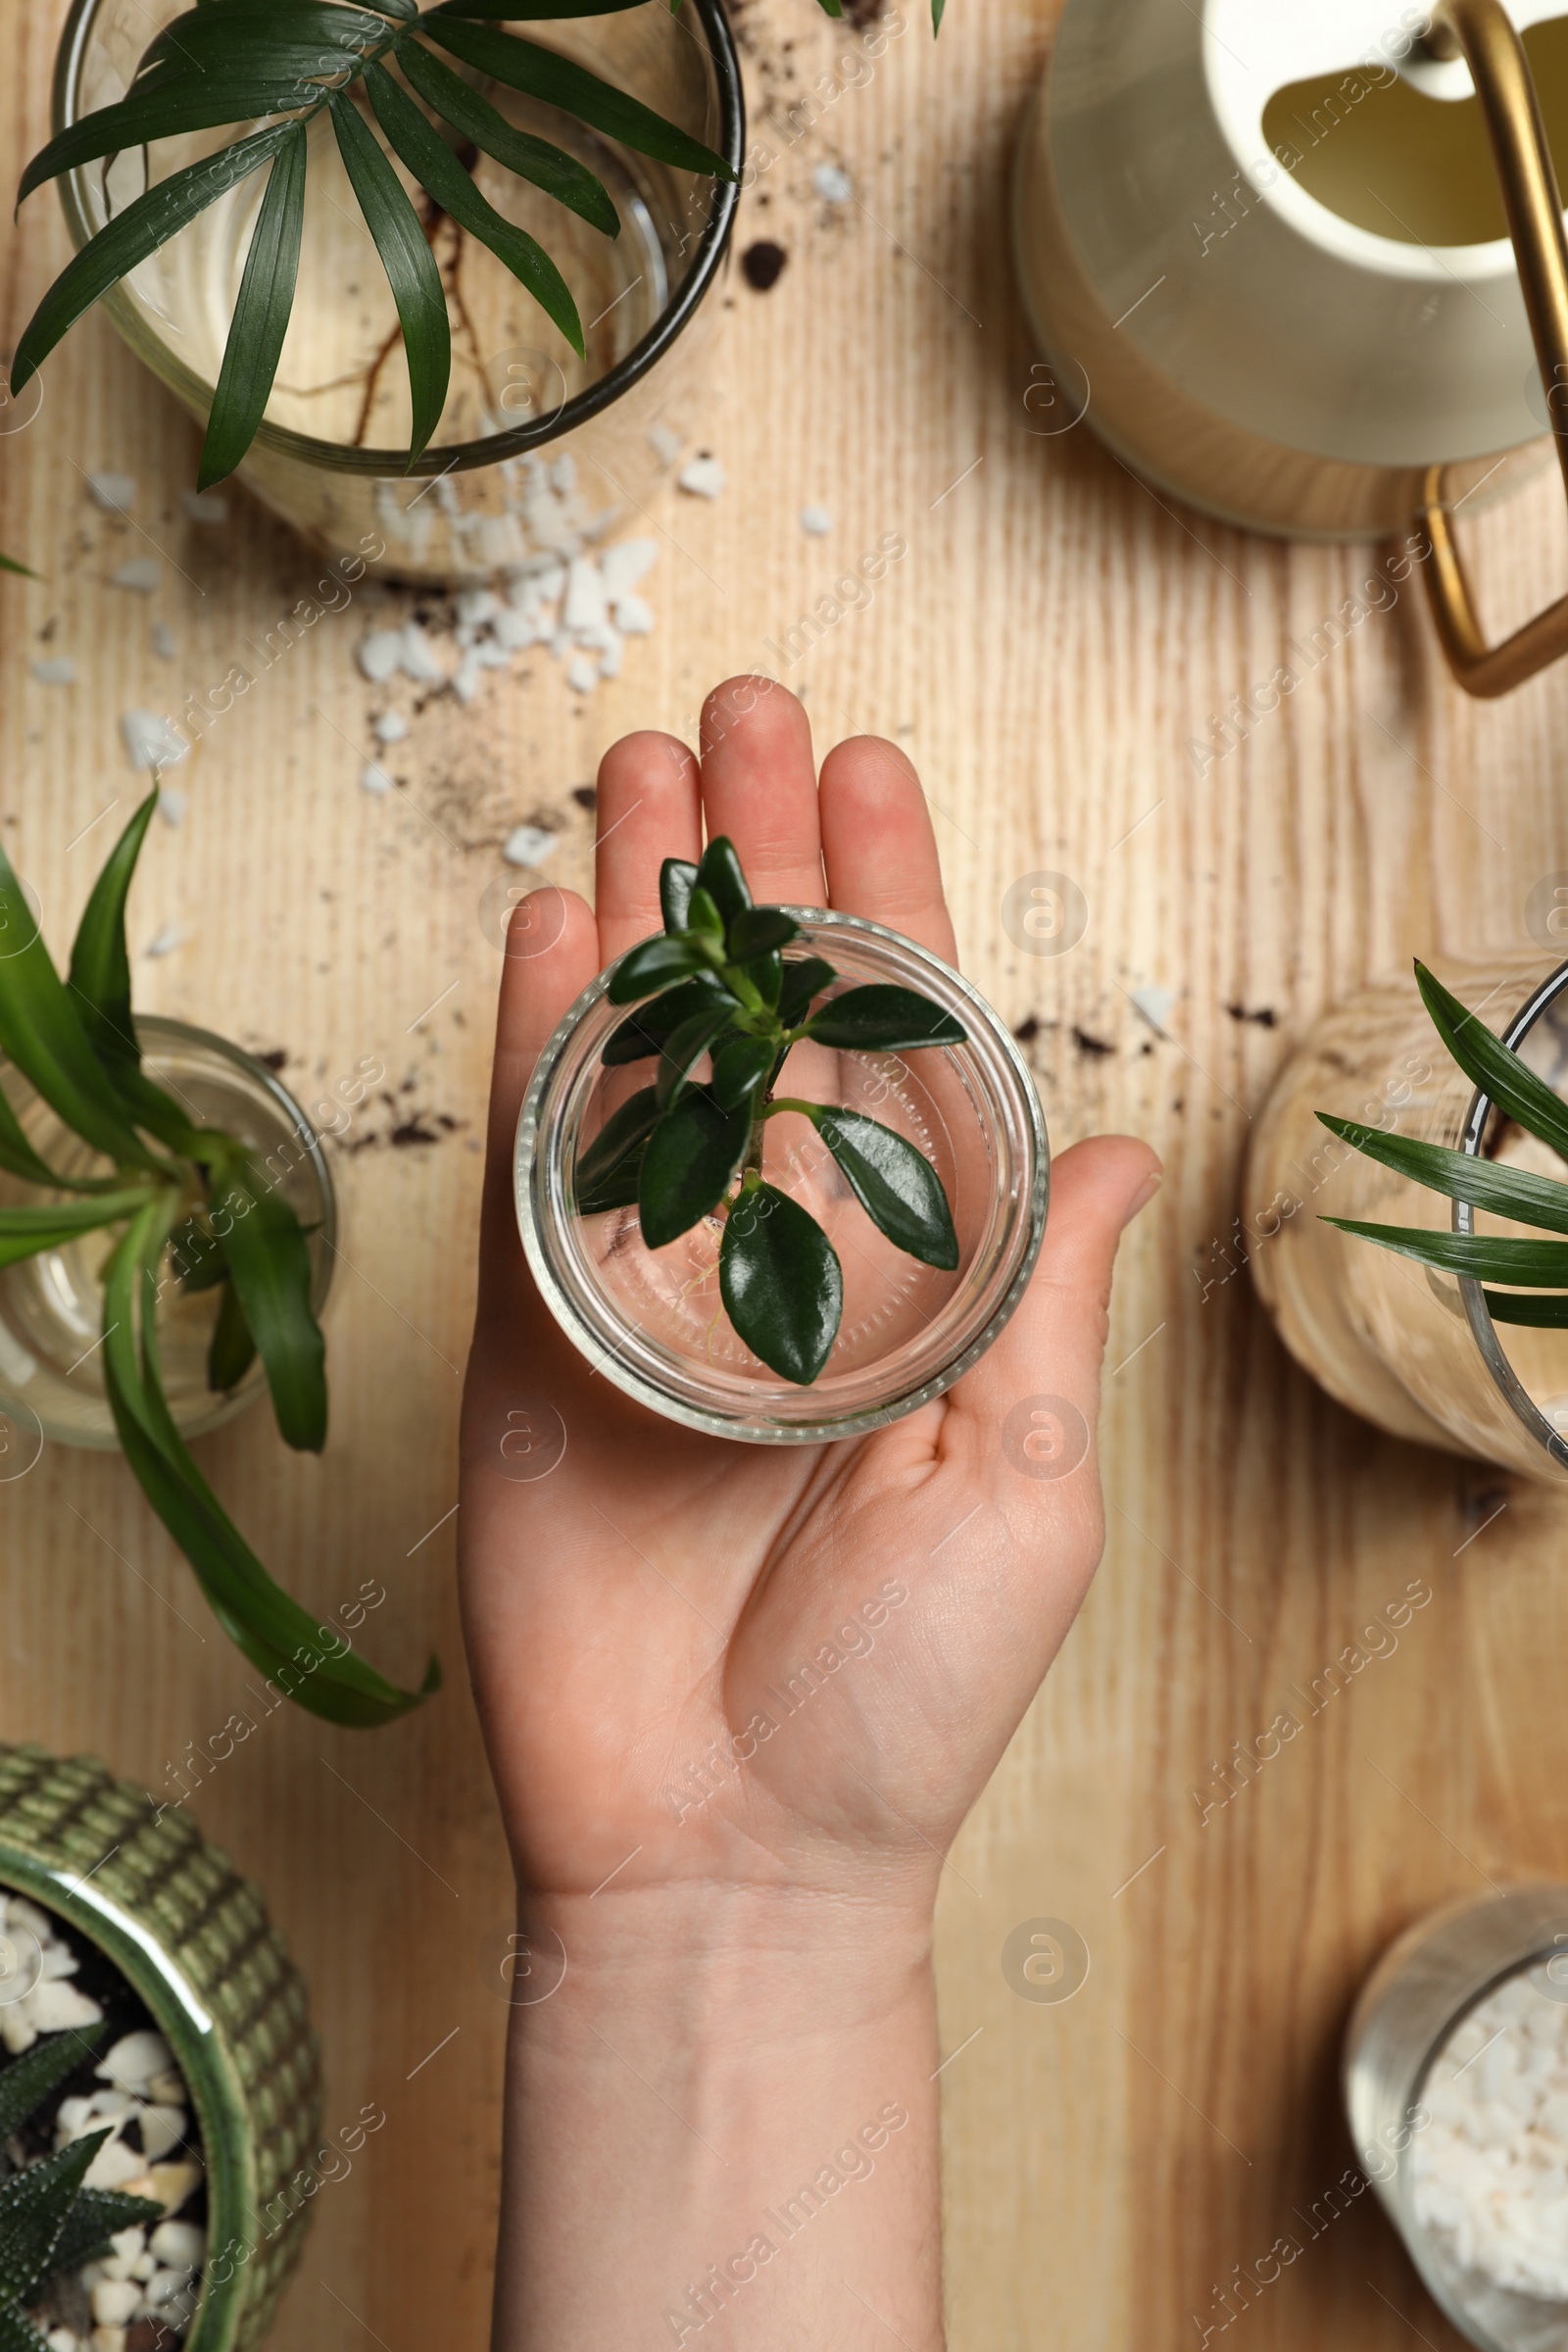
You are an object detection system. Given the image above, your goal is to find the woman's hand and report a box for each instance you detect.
[460,677,1158,2350]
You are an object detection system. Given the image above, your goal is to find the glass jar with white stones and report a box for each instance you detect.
[515,906,1050,1444]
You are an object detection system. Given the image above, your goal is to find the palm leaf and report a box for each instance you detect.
[143,2,397,78]
[1322,1219,1568,1286]
[11,119,300,395]
[365,62,582,351]
[395,38,615,233]
[1316,1114,1568,1236]
[199,122,308,487]
[1416,960,1568,1166]
[433,0,655,15]
[1483,1290,1568,1325]
[18,75,313,203]
[329,90,450,463]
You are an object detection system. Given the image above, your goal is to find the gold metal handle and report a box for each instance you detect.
[1420,0,1568,697]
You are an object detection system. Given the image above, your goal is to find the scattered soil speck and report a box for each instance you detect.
[1073,1027,1115,1056]
[572,784,597,809]
[742,241,788,292]
[1013,1015,1040,1045]
[255,1047,288,1071]
[1225,1003,1277,1026]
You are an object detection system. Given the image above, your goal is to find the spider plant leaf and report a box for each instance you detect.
[198,122,307,488]
[637,1087,749,1247]
[0,1191,154,1268]
[329,89,450,465]
[422,16,737,180]
[574,1083,659,1199]
[1416,960,1568,1166]
[48,2185,165,2278]
[660,857,699,934]
[777,955,836,1026]
[434,0,655,16]
[10,119,300,395]
[102,1200,438,1726]
[607,933,710,1004]
[0,844,161,1171]
[395,39,617,235]
[1321,1218,1568,1286]
[932,0,946,26]
[602,973,733,1064]
[806,984,967,1052]
[207,1270,257,1393]
[655,1002,734,1107]
[18,76,312,204]
[727,906,798,963]
[817,0,844,14]
[0,2027,103,2144]
[694,834,750,927]
[0,2128,111,2306]
[0,554,35,577]
[364,62,583,354]
[710,1031,774,1111]
[0,1081,105,1193]
[719,1183,842,1383]
[204,1144,325,1449]
[803,1103,958,1269]
[1316,1115,1568,1236]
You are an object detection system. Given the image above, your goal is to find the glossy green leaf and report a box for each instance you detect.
[365,62,583,351]
[1483,1290,1568,1324]
[172,1213,229,1292]
[11,119,298,395]
[807,984,967,1053]
[205,1144,325,1450]
[395,39,617,236]
[710,1032,775,1110]
[1316,1114,1568,1236]
[1416,960,1568,1166]
[0,843,158,1169]
[660,857,699,934]
[685,884,724,943]
[145,2,395,74]
[424,15,737,180]
[574,1083,659,1202]
[655,1003,733,1107]
[101,1200,438,1727]
[805,1104,958,1270]
[778,953,836,1026]
[198,122,307,487]
[330,89,450,465]
[0,1191,153,1269]
[18,75,315,204]
[0,2129,108,2305]
[719,1183,842,1383]
[602,973,733,1064]
[726,906,798,963]
[1322,1218,1568,1286]
[607,932,710,1004]
[0,1081,106,1194]
[207,1273,257,1393]
[694,835,750,928]
[637,1087,749,1248]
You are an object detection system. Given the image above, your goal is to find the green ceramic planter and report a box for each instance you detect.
[0,1743,320,2352]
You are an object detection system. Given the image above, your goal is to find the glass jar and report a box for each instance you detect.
[0,1017,335,1449]
[51,0,742,582]
[1245,956,1568,1483]
[515,910,1051,1443]
[1345,1886,1568,2352]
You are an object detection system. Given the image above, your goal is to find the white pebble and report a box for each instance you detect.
[372,710,409,745]
[46,2329,76,2351]
[601,537,657,598]
[451,650,482,705]
[648,421,682,466]
[179,489,227,523]
[87,471,135,514]
[25,1980,102,2032]
[136,2104,187,2161]
[1130,983,1175,1034]
[121,711,188,772]
[30,658,74,684]
[90,2330,127,2352]
[109,2228,146,2268]
[111,559,160,593]
[491,608,537,651]
[0,2010,35,2054]
[83,2137,145,2190]
[360,761,392,798]
[90,2282,138,2328]
[476,641,513,669]
[677,455,725,500]
[502,825,558,869]
[150,2220,204,2272]
[563,556,607,633]
[613,594,654,637]
[143,2265,190,2306]
[549,453,577,495]
[813,162,853,204]
[151,622,177,660]
[399,621,446,683]
[456,586,501,628]
[145,2070,186,2107]
[158,787,186,827]
[800,505,832,537]
[357,630,402,683]
[564,652,599,694]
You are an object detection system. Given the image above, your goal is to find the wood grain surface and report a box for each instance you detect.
[5,0,1568,2343]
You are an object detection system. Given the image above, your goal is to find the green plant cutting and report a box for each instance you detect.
[1320,959,1568,1325]
[0,797,437,1727]
[0,2030,162,2350]
[10,0,945,491]
[577,837,967,1385]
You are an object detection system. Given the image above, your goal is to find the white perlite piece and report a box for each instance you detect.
[677,455,725,500]
[373,710,409,745]
[360,761,393,797]
[30,659,74,685]
[179,489,227,523]
[502,825,558,868]
[800,505,832,537]
[86,472,134,514]
[1129,983,1175,1035]
[1411,1967,1568,2301]
[813,162,853,204]
[143,924,190,960]
[121,712,189,772]
[110,560,160,594]
[152,623,177,661]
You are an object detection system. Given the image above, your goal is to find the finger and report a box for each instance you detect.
[477,888,600,1317]
[595,730,703,959]
[817,735,956,963]
[698,675,826,907]
[943,1135,1162,1462]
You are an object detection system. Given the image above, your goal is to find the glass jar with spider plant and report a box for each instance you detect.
[516,837,1049,1442]
[1246,956,1568,1481]
[0,797,438,1723]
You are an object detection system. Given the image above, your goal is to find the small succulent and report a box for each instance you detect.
[575,838,967,1384]
[1320,959,1568,1325]
[0,797,436,1725]
[0,2029,162,2351]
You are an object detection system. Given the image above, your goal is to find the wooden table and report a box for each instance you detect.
[4,0,1566,2342]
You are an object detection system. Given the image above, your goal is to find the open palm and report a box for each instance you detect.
[459,678,1158,1914]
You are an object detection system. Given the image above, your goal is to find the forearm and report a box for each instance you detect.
[493,1883,945,2352]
